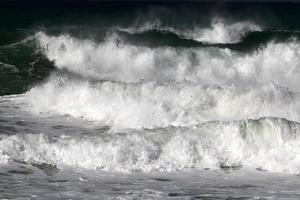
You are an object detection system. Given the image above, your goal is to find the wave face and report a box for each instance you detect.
[2,3,300,174]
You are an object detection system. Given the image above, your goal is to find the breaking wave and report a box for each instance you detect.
[35,32,300,89]
[20,32,300,131]
[1,117,300,174]
[2,22,300,174]
[25,76,299,130]
[119,18,262,44]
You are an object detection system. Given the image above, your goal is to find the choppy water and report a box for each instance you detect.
[2,2,300,199]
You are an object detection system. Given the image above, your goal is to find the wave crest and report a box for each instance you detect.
[35,32,300,89]
[120,18,261,44]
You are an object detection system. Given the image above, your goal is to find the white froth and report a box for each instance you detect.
[189,19,261,44]
[26,32,300,129]
[26,77,300,130]
[35,32,300,90]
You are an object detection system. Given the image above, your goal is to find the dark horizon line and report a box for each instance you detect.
[0,0,299,7]
[0,0,300,2]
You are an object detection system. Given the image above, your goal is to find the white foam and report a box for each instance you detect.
[25,77,300,130]
[1,118,300,173]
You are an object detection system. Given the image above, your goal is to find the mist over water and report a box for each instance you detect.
[1,2,300,199]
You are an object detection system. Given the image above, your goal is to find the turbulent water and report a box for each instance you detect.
[2,2,300,199]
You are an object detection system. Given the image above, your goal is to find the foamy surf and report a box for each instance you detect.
[24,76,299,130]
[0,116,300,174]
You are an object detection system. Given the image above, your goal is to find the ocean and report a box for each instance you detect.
[1,2,300,199]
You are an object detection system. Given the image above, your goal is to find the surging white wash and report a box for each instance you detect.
[2,24,299,173]
[27,32,300,130]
